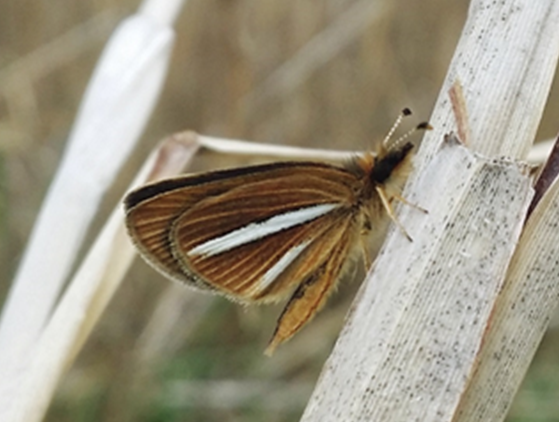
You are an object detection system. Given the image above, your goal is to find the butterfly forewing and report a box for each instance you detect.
[125,162,360,296]
[125,183,206,286]
[182,204,353,301]
[173,172,353,251]
[172,164,358,299]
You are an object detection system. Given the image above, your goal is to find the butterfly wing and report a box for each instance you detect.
[265,215,355,354]
[125,162,358,296]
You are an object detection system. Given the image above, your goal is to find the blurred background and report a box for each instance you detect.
[1,0,559,421]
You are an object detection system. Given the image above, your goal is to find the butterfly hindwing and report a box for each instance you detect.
[266,213,357,352]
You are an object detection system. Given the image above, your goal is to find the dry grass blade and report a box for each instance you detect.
[303,136,534,421]
[527,139,556,164]
[0,1,186,420]
[454,162,559,420]
[198,134,356,162]
[303,0,559,421]
[7,133,198,421]
[0,9,175,381]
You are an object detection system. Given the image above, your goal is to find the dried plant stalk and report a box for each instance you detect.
[198,134,356,161]
[303,137,533,421]
[0,0,186,420]
[303,0,559,421]
[8,134,198,421]
[0,8,175,381]
[454,167,559,420]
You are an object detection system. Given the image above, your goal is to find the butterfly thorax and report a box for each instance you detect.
[348,141,412,196]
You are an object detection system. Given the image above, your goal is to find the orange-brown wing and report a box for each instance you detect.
[172,167,358,301]
[124,162,358,295]
[265,214,356,354]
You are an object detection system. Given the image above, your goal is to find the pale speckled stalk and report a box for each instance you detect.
[303,0,559,421]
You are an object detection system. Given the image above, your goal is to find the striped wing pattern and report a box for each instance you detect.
[126,163,332,288]
[266,215,355,354]
[173,172,357,297]
[125,161,363,349]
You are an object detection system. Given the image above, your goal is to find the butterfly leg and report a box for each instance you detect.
[390,192,428,214]
[376,186,413,242]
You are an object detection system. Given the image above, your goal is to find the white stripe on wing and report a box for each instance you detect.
[251,240,312,295]
[188,203,337,257]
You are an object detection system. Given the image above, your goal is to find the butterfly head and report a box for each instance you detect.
[370,141,414,184]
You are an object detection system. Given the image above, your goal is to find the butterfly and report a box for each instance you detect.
[124,109,431,355]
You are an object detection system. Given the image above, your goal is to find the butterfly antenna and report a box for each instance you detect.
[387,121,433,152]
[381,107,412,149]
